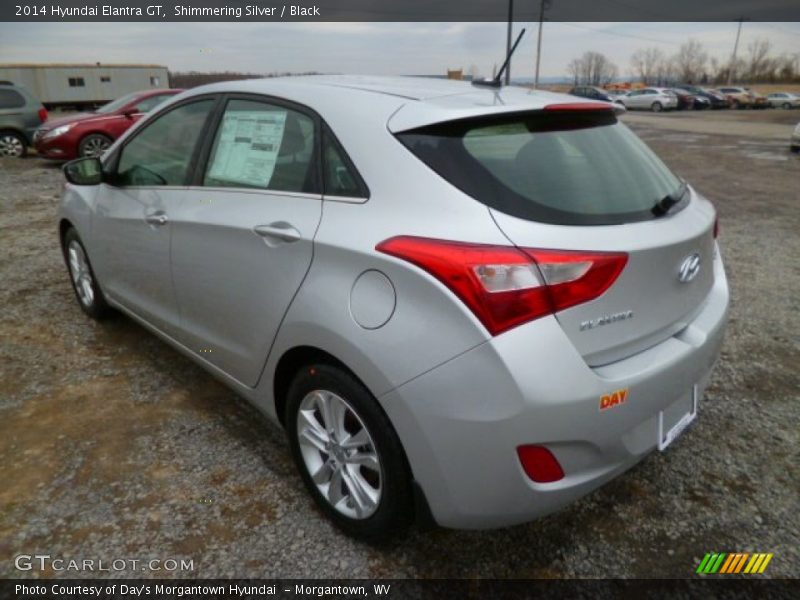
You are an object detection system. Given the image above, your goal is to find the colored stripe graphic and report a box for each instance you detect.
[699,552,773,575]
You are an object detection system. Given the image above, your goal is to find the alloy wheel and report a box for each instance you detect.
[296,389,382,519]
[0,134,24,157]
[81,136,111,158]
[67,240,95,307]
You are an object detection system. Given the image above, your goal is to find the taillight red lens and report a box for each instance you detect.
[376,236,627,336]
[517,445,564,483]
[38,107,48,123]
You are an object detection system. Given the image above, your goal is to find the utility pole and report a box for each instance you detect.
[533,0,551,89]
[505,0,514,85]
[727,17,748,85]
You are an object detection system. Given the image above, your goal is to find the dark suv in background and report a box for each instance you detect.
[568,86,615,102]
[0,82,48,157]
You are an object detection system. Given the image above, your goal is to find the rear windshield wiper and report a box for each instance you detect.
[651,181,688,217]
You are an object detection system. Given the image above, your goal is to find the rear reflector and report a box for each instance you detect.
[38,107,48,123]
[517,445,564,483]
[376,236,627,336]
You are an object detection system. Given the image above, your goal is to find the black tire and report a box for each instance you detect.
[782,102,792,110]
[791,145,800,154]
[285,363,414,541]
[0,130,27,157]
[62,227,113,319]
[78,133,113,158]
[651,101,663,113]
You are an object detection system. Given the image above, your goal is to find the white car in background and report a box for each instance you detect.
[617,88,678,112]
[767,92,800,109]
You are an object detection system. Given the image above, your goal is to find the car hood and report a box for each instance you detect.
[40,111,112,130]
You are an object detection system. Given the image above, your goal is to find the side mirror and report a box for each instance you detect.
[63,157,103,186]
[122,109,137,119]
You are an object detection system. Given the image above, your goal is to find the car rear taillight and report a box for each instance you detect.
[376,236,627,336]
[37,107,48,123]
[517,445,564,483]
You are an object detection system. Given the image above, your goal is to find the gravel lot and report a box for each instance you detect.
[1,114,798,579]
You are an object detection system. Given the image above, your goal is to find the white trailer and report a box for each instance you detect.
[0,63,170,108]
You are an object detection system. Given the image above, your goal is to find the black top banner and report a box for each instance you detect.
[2,0,800,22]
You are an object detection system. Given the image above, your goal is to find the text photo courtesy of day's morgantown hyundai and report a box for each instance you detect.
[0,1,798,598]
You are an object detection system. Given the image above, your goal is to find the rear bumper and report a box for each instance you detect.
[381,247,729,529]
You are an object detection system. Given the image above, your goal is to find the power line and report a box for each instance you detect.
[558,22,681,46]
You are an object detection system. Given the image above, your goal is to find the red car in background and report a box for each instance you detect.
[34,89,182,159]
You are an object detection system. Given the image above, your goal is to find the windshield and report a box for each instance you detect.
[94,91,140,114]
[397,110,684,225]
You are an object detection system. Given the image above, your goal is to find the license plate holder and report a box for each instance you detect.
[658,385,698,451]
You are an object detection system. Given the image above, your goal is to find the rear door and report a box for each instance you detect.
[169,95,323,386]
[396,108,716,366]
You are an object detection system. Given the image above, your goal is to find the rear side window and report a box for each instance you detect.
[0,89,26,109]
[397,110,683,225]
[203,99,318,194]
[322,127,368,198]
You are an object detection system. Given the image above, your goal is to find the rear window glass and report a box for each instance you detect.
[0,89,26,109]
[396,110,683,225]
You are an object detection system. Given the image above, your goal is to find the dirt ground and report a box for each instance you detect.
[0,114,798,579]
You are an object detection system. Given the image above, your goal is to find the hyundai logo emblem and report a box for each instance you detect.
[678,253,701,283]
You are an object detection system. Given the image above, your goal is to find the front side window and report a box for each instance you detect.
[397,110,683,226]
[116,99,214,186]
[203,99,317,193]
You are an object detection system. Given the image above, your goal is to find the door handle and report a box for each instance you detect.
[145,212,168,226]
[253,222,301,243]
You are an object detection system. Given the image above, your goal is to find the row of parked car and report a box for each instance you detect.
[2,79,799,159]
[0,81,180,158]
[570,84,800,113]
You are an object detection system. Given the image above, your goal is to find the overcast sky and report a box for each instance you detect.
[1,22,798,79]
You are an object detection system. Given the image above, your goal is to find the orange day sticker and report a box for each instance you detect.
[599,388,629,411]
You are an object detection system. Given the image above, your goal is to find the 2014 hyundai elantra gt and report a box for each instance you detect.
[58,76,729,540]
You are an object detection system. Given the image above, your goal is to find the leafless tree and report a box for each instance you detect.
[630,47,665,85]
[673,39,708,83]
[568,51,618,86]
[745,38,773,82]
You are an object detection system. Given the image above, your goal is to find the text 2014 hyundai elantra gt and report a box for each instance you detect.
[58,76,729,540]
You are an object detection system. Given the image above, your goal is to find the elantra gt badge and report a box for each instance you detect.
[580,310,633,332]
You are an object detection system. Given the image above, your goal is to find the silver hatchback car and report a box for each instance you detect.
[58,76,729,540]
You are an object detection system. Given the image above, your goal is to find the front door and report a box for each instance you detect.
[92,98,216,334]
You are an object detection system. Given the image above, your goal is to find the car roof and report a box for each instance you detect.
[178,75,615,133]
